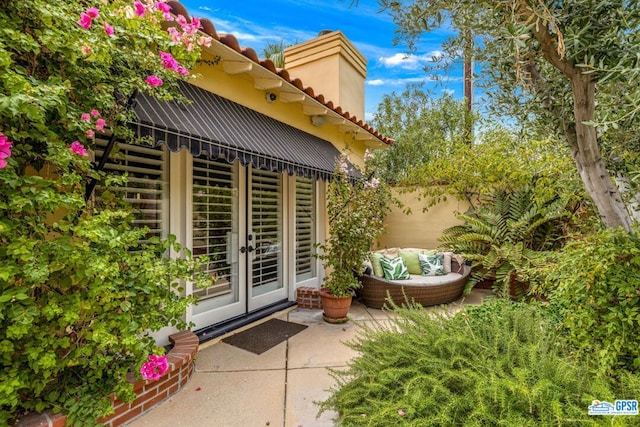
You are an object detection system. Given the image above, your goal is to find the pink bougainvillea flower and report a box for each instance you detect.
[167,26,181,44]
[81,113,91,122]
[156,1,173,20]
[176,66,189,76]
[85,7,100,19]
[175,14,187,27]
[70,141,89,157]
[86,129,95,138]
[0,133,11,150]
[0,133,13,168]
[145,75,163,87]
[140,354,169,381]
[90,109,100,117]
[133,1,146,16]
[77,12,93,29]
[156,1,171,13]
[158,51,178,70]
[103,22,114,36]
[95,118,106,131]
[197,36,212,47]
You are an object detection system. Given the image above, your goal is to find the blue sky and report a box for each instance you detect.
[181,0,464,121]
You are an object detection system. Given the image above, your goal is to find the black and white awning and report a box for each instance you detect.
[130,82,341,181]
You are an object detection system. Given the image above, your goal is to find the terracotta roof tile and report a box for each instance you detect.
[168,1,393,145]
[277,69,291,81]
[199,19,218,40]
[260,60,277,73]
[219,33,241,52]
[241,47,260,62]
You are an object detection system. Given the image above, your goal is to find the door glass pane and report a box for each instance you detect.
[251,169,282,296]
[192,158,239,309]
[295,177,316,282]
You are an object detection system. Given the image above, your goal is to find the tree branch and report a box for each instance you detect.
[516,0,575,77]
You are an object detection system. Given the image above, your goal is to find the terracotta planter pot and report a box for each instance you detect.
[318,289,352,324]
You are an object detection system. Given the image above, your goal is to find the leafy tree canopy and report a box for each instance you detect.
[377,0,640,230]
[368,84,471,184]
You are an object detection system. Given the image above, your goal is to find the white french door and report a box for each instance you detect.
[190,158,245,329]
[189,161,287,329]
[247,167,287,311]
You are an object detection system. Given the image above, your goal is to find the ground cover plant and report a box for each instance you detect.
[319,299,640,426]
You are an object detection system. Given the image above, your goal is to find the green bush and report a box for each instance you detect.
[439,184,573,297]
[319,300,633,426]
[0,1,212,424]
[543,227,640,375]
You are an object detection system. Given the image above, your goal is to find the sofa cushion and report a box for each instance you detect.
[369,252,385,277]
[379,256,410,280]
[418,253,446,276]
[440,251,453,273]
[389,273,463,286]
[378,247,400,258]
[398,250,422,275]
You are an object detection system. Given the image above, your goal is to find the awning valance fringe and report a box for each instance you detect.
[130,82,342,181]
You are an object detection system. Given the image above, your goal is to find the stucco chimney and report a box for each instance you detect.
[284,30,367,120]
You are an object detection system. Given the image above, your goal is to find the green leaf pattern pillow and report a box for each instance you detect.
[418,253,446,276]
[379,256,410,280]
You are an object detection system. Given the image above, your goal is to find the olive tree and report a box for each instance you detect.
[378,0,640,231]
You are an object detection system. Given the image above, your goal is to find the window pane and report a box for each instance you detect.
[295,177,316,282]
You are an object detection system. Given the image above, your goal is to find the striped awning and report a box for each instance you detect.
[130,82,341,181]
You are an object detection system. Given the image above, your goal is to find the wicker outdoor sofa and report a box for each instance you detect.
[357,248,471,309]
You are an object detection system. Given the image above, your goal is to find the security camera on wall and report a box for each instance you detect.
[265,91,277,103]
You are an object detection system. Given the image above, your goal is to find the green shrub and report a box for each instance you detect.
[543,227,640,375]
[439,184,573,298]
[0,1,212,424]
[319,300,631,426]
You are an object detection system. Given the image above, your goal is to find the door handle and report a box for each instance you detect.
[240,245,254,253]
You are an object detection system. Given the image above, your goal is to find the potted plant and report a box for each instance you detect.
[316,154,393,322]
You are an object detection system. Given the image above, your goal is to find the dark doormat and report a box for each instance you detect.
[221,318,308,355]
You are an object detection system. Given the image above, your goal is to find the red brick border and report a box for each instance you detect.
[296,286,322,309]
[18,331,199,427]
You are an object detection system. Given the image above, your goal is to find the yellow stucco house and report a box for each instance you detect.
[97,2,392,343]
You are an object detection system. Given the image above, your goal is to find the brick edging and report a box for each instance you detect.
[18,331,199,427]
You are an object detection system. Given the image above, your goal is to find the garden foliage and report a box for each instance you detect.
[439,184,575,297]
[315,154,395,297]
[542,227,640,375]
[0,1,211,424]
[319,300,639,426]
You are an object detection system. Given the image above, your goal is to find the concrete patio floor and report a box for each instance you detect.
[126,289,493,427]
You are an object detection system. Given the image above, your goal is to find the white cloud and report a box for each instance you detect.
[378,51,444,70]
[366,76,447,86]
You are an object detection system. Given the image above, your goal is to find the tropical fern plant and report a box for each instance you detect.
[438,185,572,297]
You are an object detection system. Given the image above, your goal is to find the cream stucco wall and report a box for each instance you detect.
[192,50,371,169]
[377,189,470,250]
